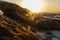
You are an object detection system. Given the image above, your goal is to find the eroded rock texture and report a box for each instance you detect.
[0,1,43,40]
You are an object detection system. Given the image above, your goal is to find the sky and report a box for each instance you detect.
[43,0,60,13]
[1,0,60,13]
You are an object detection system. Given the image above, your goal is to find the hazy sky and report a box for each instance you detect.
[43,0,60,13]
[1,0,60,13]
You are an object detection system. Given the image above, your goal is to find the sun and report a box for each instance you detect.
[21,0,44,12]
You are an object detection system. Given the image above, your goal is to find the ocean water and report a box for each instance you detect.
[37,30,60,40]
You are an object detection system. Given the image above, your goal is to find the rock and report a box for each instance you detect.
[0,1,43,40]
[35,14,60,30]
[0,1,36,33]
[0,14,43,40]
[0,1,28,19]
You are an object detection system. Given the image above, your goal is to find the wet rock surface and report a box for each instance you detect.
[0,1,43,40]
[0,15,43,40]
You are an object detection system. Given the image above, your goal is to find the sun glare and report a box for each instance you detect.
[21,0,44,12]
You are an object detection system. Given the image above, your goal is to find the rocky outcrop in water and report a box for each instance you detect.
[0,12,43,40]
[35,13,60,30]
[0,1,43,40]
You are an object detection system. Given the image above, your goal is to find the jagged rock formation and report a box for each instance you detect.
[0,1,34,25]
[0,1,43,40]
[0,14,43,40]
[0,1,36,32]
